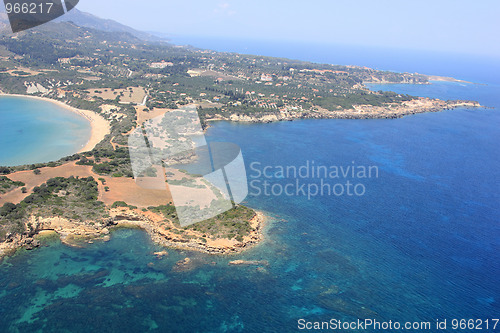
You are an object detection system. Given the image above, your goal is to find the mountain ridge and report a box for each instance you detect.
[0,5,165,42]
[54,8,166,42]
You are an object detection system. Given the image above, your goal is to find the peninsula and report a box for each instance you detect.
[0,18,483,257]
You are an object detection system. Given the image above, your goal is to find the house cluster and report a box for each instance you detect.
[58,56,97,64]
[260,74,273,82]
[149,61,174,69]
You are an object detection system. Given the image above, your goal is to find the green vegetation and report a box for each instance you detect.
[0,176,108,241]
[110,201,129,209]
[91,147,133,178]
[148,203,178,222]
[0,20,426,178]
[188,205,255,240]
[11,70,30,76]
[149,203,255,241]
[0,176,25,194]
[168,177,205,188]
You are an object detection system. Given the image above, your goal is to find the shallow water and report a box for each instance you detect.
[0,96,91,166]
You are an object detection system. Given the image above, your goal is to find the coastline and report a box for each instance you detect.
[0,93,110,153]
[0,208,268,258]
[111,208,267,255]
[203,98,483,124]
[363,75,473,85]
[0,92,481,259]
[425,75,473,84]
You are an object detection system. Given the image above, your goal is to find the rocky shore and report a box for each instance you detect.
[206,98,482,124]
[0,208,267,258]
[128,208,266,255]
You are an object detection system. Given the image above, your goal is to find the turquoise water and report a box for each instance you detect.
[0,79,498,332]
[0,96,91,166]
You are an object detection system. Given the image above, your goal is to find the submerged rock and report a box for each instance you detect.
[173,257,194,272]
[153,250,168,259]
[317,295,378,319]
[228,259,269,266]
[24,238,40,250]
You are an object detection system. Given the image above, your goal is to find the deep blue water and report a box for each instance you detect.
[0,48,499,332]
[0,96,91,166]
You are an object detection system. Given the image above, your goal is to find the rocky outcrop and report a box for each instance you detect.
[173,257,193,272]
[0,208,266,257]
[0,215,117,256]
[229,113,281,123]
[147,210,266,255]
[1,233,41,254]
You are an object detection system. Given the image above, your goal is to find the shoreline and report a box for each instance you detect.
[111,208,268,255]
[364,77,472,85]
[203,98,484,124]
[0,208,268,258]
[424,75,473,84]
[0,93,110,153]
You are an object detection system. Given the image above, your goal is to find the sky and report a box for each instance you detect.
[78,0,500,58]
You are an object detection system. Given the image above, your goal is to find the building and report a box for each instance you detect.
[150,61,174,69]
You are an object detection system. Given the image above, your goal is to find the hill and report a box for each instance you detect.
[54,8,165,42]
[0,5,164,42]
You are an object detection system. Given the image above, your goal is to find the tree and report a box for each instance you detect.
[33,169,41,175]
[0,167,11,175]
[0,202,16,216]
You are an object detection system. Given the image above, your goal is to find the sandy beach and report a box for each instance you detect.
[0,93,110,153]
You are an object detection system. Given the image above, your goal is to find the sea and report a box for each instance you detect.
[0,96,91,167]
[0,39,499,332]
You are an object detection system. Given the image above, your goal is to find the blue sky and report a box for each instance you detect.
[78,0,500,58]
